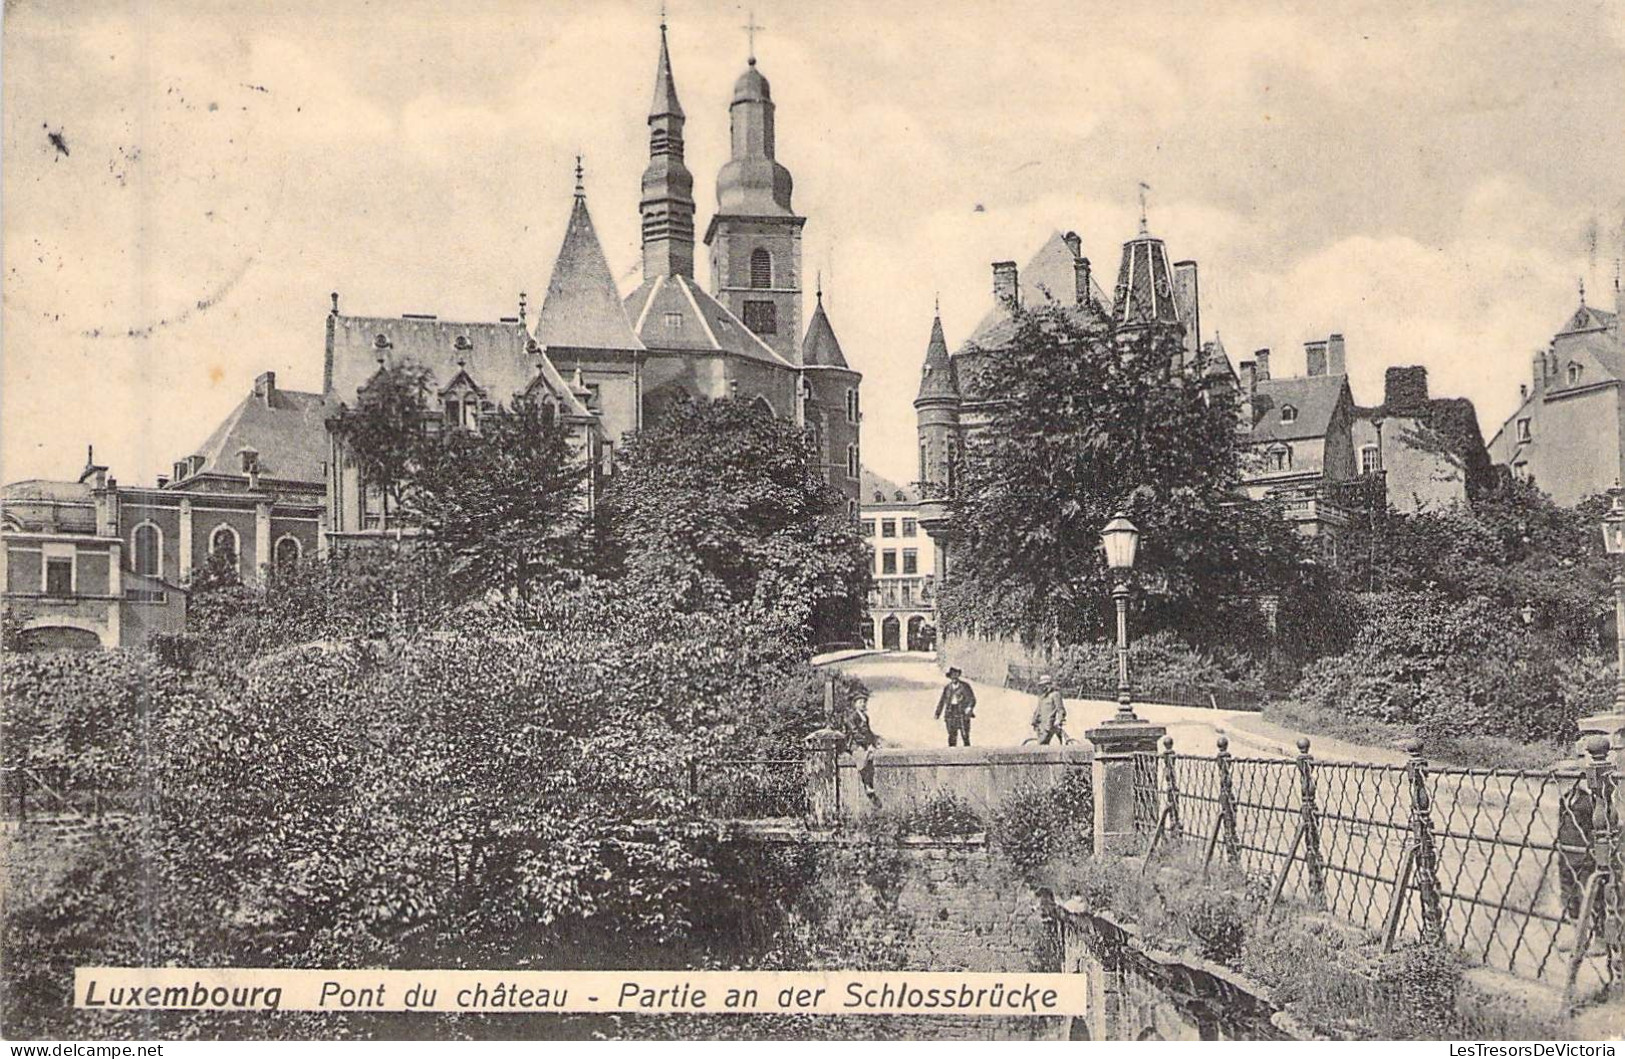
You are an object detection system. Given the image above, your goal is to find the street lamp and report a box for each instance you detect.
[1602,488,1625,710]
[1101,511,1142,723]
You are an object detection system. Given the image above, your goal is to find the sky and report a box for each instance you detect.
[4,0,1624,490]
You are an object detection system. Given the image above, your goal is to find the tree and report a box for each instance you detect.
[407,396,591,599]
[328,363,436,530]
[600,397,869,646]
[943,307,1303,647]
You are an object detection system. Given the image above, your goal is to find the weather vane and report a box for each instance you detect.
[1138,182,1151,234]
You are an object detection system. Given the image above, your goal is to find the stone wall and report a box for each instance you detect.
[837,746,1091,818]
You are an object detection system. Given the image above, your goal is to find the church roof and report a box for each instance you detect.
[623,273,794,368]
[801,296,850,369]
[328,315,591,419]
[860,466,919,505]
[917,315,959,401]
[533,192,644,354]
[186,385,334,485]
[960,230,1109,353]
[1248,373,1350,443]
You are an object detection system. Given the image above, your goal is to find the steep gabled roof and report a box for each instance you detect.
[622,273,794,368]
[960,230,1110,353]
[186,386,334,485]
[533,193,644,354]
[801,295,850,369]
[1248,373,1350,443]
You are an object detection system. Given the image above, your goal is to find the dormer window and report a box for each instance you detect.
[1568,362,1583,385]
[1516,417,1531,443]
[664,312,683,331]
[1280,404,1298,424]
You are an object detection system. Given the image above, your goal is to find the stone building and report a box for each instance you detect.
[859,467,936,651]
[1351,363,1490,514]
[1487,282,1625,507]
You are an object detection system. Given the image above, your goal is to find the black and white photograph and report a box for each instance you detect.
[3,0,1625,1045]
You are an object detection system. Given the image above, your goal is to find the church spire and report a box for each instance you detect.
[916,312,959,402]
[715,41,794,216]
[640,15,696,280]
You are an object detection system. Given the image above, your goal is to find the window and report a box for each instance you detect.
[1568,362,1583,385]
[861,519,876,538]
[210,525,239,568]
[45,558,73,597]
[1359,444,1381,476]
[902,548,918,574]
[663,312,684,331]
[902,518,918,537]
[1268,444,1292,472]
[882,550,898,575]
[750,248,772,289]
[131,523,161,577]
[919,440,928,486]
[274,535,302,570]
[1516,418,1531,443]
[743,300,777,335]
[444,399,461,428]
[846,389,859,424]
[1280,404,1298,424]
[901,584,913,605]
[846,443,859,479]
[881,519,897,538]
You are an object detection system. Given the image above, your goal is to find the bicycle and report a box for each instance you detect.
[1022,728,1078,746]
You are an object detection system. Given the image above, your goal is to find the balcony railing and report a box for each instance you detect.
[867,576,936,610]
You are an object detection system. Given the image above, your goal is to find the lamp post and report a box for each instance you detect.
[1101,511,1142,723]
[1602,488,1625,710]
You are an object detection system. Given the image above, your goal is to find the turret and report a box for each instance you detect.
[914,311,962,497]
[640,18,696,281]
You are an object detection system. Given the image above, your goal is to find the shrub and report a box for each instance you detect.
[990,770,1094,880]
[904,790,984,838]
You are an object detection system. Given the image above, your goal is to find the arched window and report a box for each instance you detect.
[751,395,775,418]
[274,535,302,571]
[847,443,859,480]
[1280,404,1298,423]
[750,248,772,289]
[130,522,161,577]
[210,524,239,567]
[1268,443,1292,472]
[919,439,928,486]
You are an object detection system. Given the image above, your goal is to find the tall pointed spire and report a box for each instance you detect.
[536,168,644,353]
[640,15,696,280]
[916,312,959,401]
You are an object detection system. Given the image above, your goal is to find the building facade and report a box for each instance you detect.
[1487,285,1624,507]
[859,468,936,651]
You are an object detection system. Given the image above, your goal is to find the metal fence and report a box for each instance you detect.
[1007,663,1265,712]
[0,766,141,821]
[1133,734,1624,1004]
[686,757,810,820]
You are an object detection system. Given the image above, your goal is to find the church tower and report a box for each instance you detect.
[704,45,807,366]
[640,18,696,281]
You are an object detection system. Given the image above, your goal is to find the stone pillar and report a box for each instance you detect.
[804,728,844,829]
[178,498,193,583]
[255,501,272,582]
[1085,718,1166,857]
[1578,712,1625,773]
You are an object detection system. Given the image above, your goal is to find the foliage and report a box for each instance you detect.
[902,790,984,837]
[940,308,1305,649]
[601,397,869,646]
[328,363,436,530]
[989,769,1093,881]
[1045,630,1266,701]
[406,396,592,598]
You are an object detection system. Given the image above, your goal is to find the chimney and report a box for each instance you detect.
[1062,231,1082,258]
[1074,257,1092,305]
[1173,260,1200,350]
[1305,340,1328,377]
[1532,349,1549,395]
[1327,333,1347,376]
[992,261,1020,310]
[1519,384,1528,402]
[1384,366,1429,413]
[253,370,277,405]
[1253,348,1271,381]
[1240,359,1258,393]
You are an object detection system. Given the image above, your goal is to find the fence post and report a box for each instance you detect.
[804,728,844,830]
[1085,715,1166,858]
[1161,735,1183,841]
[1403,738,1444,942]
[1585,734,1623,998]
[1205,734,1242,874]
[1294,738,1327,908]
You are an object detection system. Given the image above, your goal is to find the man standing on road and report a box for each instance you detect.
[1031,674,1067,745]
[935,667,976,747]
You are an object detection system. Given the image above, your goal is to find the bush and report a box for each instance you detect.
[903,790,984,837]
[1048,631,1265,701]
[990,770,1093,880]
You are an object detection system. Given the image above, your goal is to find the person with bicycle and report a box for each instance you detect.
[1030,673,1068,746]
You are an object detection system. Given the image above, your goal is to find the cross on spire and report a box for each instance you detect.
[1580,276,1587,306]
[1138,182,1151,235]
[659,0,667,30]
[574,154,584,198]
[816,269,823,303]
[744,11,763,65]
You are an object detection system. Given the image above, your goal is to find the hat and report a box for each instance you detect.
[1039,673,1054,685]
[850,691,870,704]
[946,667,963,679]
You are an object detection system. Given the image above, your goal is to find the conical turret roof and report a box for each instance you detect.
[916,315,959,401]
[534,185,644,353]
[801,293,850,369]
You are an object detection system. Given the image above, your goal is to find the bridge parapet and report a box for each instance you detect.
[836,745,1092,819]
